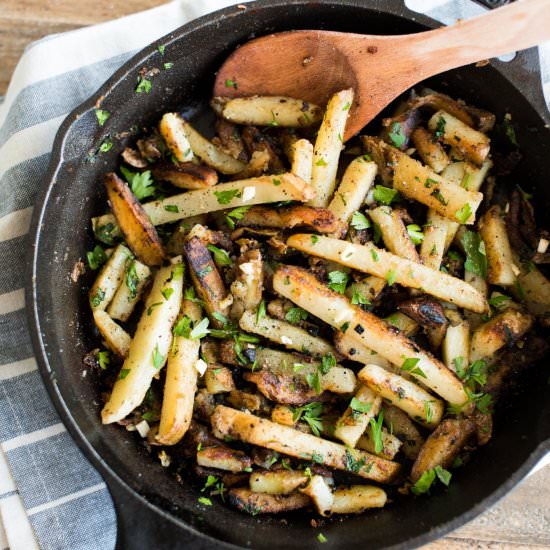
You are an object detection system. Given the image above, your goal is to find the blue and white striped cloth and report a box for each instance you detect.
[0,1,549,549]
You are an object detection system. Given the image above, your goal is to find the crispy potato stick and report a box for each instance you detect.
[229,488,311,514]
[287,235,488,314]
[384,312,419,337]
[470,308,534,363]
[308,88,354,207]
[239,310,336,357]
[107,259,151,322]
[159,113,195,162]
[291,139,314,184]
[334,385,382,448]
[252,348,356,394]
[328,158,377,231]
[420,211,448,270]
[226,390,265,413]
[334,331,392,369]
[152,162,218,190]
[428,110,490,165]
[463,269,489,330]
[356,427,402,460]
[142,173,314,225]
[346,275,387,304]
[299,475,333,517]
[196,445,251,473]
[156,300,202,446]
[237,205,339,233]
[217,96,322,127]
[369,206,419,262]
[479,205,516,286]
[101,262,183,424]
[442,314,470,374]
[184,236,231,326]
[271,404,296,427]
[89,243,130,311]
[273,265,468,405]
[392,153,483,224]
[93,310,131,358]
[211,406,401,482]
[205,366,236,394]
[105,173,165,266]
[382,405,424,460]
[411,127,449,173]
[411,418,475,482]
[516,262,550,315]
[250,471,308,495]
[331,485,387,514]
[359,365,444,428]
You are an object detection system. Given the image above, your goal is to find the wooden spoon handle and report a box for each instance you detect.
[410,0,550,75]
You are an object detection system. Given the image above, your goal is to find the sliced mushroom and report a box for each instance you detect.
[153,161,218,190]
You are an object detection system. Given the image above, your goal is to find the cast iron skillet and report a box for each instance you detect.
[26,1,550,548]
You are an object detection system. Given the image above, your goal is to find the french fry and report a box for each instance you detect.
[105,173,165,266]
[156,299,202,445]
[334,331,393,370]
[196,445,251,473]
[107,259,151,322]
[217,95,323,127]
[287,234,488,314]
[328,158,377,231]
[346,275,387,304]
[152,162,218,190]
[142,173,314,225]
[428,110,490,165]
[229,488,310,514]
[479,205,516,286]
[333,385,382,448]
[382,405,424,460]
[205,366,236,394]
[89,244,130,311]
[159,113,195,163]
[331,485,387,514]
[420,211,448,270]
[516,262,550,315]
[369,206,419,262]
[93,310,131,358]
[271,404,297,427]
[291,139,314,184]
[211,405,401,483]
[101,261,183,424]
[358,364,444,428]
[299,476,333,516]
[392,153,483,224]
[273,265,468,405]
[308,88,354,207]
[411,127,449,173]
[469,308,534,363]
[239,310,336,358]
[356,427,402,460]
[442,312,470,374]
[411,418,475,482]
[250,471,308,494]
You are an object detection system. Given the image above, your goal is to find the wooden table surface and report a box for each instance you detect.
[1,0,549,548]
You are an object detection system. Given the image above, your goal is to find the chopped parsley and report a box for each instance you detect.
[190,318,210,340]
[462,231,487,278]
[385,269,397,286]
[91,288,105,308]
[489,294,511,309]
[120,166,156,201]
[430,188,448,205]
[327,270,349,294]
[370,411,384,454]
[350,211,371,230]
[163,62,174,70]
[350,397,372,414]
[152,345,166,370]
[315,158,328,167]
[516,184,532,201]
[214,188,241,205]
[388,121,406,148]
[373,185,399,205]
[98,350,110,370]
[207,244,232,266]
[455,203,472,224]
[225,205,251,229]
[433,116,446,140]
[344,449,367,473]
[424,401,434,424]
[225,78,238,89]
[86,245,107,270]
[503,114,518,146]
[285,307,308,324]
[351,288,371,306]
[317,533,327,543]
[370,249,379,262]
[292,402,323,436]
[164,204,179,213]
[99,140,112,153]
[411,465,452,495]
[407,224,424,245]
[136,76,152,93]
[94,222,117,245]
[118,368,130,380]
[198,497,212,506]
[126,260,139,298]
[256,300,266,323]
[401,357,426,378]
[311,235,319,244]
[161,287,174,301]
[95,109,110,127]
[158,45,166,55]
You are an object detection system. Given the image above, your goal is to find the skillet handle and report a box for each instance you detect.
[102,469,212,550]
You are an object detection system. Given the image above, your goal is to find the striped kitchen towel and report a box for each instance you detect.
[0,1,549,549]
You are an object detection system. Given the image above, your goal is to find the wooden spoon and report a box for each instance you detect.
[214,0,550,139]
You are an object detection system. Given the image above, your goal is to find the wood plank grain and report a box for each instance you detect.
[0,0,166,95]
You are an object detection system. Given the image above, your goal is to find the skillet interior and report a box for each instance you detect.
[28,1,550,548]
